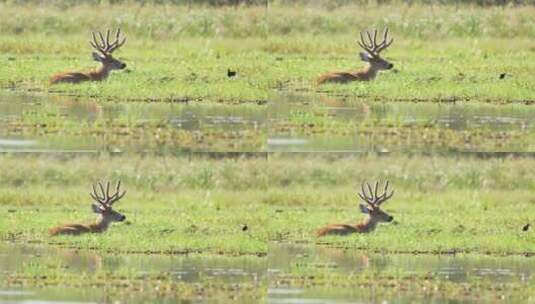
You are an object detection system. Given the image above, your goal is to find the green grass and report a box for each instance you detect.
[2,154,535,255]
[0,3,533,103]
[2,2,534,302]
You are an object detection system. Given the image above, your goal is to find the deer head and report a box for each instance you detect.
[357,28,394,71]
[90,28,127,70]
[357,180,394,223]
[90,180,126,223]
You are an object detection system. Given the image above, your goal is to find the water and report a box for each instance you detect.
[268,93,535,153]
[1,92,534,154]
[0,243,266,303]
[4,242,535,303]
[0,92,266,153]
[268,243,535,303]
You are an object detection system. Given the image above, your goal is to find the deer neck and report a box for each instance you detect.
[91,64,112,81]
[90,215,112,233]
[359,64,379,80]
[356,216,379,233]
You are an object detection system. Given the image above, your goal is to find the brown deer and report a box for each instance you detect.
[317,28,394,84]
[50,29,127,85]
[316,180,394,236]
[49,181,127,236]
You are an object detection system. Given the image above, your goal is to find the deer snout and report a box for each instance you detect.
[118,215,126,221]
[119,63,126,69]
[387,215,394,222]
[387,63,394,69]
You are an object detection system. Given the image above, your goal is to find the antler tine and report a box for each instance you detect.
[359,182,373,204]
[109,190,126,205]
[358,29,381,57]
[357,191,368,203]
[376,27,394,54]
[98,181,108,202]
[107,180,121,201]
[90,32,98,50]
[366,182,375,202]
[366,31,374,49]
[90,186,102,203]
[107,28,126,54]
[90,182,107,205]
[105,181,111,201]
[109,28,119,49]
[105,29,111,49]
[89,29,125,55]
[89,192,100,203]
[116,180,121,193]
[98,31,106,50]
[377,189,394,205]
[358,32,367,50]
[108,180,126,205]
[358,31,373,52]
[376,180,395,205]
[373,181,379,199]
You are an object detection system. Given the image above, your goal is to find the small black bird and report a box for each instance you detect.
[522,223,530,232]
[227,69,237,78]
[499,73,507,79]
[241,224,248,231]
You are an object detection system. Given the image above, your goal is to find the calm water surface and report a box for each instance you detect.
[0,243,266,303]
[268,243,535,304]
[1,92,533,153]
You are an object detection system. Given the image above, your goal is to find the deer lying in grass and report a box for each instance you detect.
[49,181,127,236]
[317,28,394,84]
[50,29,127,84]
[316,180,394,236]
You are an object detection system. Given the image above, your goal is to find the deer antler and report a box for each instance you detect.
[357,180,394,207]
[358,28,393,57]
[90,28,126,55]
[90,180,126,208]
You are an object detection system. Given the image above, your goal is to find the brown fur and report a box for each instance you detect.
[48,215,114,236]
[317,66,379,84]
[318,28,394,84]
[316,218,381,237]
[50,66,112,85]
[316,181,394,237]
[318,64,383,84]
[50,29,126,85]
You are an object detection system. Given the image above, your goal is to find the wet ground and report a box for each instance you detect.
[0,92,533,153]
[0,243,266,303]
[3,242,535,303]
[269,93,535,153]
[268,243,535,303]
[0,92,266,152]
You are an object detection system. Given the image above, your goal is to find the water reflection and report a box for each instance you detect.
[269,93,535,152]
[0,243,266,303]
[268,243,535,303]
[0,92,267,152]
[0,92,533,153]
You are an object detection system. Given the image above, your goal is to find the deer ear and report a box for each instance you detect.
[359,52,372,62]
[91,203,103,214]
[92,52,104,62]
[359,203,370,214]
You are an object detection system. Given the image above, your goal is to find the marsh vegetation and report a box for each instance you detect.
[0,1,534,303]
